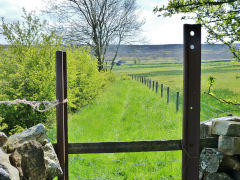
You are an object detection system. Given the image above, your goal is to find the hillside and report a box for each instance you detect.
[106,44,237,63]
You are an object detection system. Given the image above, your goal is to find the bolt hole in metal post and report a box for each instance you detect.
[190,44,195,50]
[190,31,195,36]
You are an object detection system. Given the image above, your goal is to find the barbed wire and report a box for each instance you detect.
[0,99,68,112]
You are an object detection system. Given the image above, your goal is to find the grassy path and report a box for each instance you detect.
[65,80,182,179]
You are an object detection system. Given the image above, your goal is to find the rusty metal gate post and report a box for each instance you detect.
[182,24,201,180]
[56,51,68,180]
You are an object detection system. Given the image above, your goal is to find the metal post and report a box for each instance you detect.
[167,87,170,104]
[156,81,158,93]
[63,52,69,180]
[152,81,155,91]
[176,92,179,112]
[182,24,201,180]
[161,84,163,98]
[149,79,151,89]
[56,51,66,180]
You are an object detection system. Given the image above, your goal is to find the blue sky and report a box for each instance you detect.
[0,0,207,44]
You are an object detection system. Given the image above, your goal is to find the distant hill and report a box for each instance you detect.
[1,43,237,63]
[106,44,237,62]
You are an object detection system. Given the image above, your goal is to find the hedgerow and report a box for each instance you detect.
[0,10,115,135]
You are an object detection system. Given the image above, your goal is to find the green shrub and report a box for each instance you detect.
[0,10,115,135]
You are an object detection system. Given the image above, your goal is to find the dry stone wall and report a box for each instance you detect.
[0,124,62,180]
[200,116,240,180]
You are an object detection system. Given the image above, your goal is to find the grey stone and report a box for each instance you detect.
[220,156,240,171]
[212,120,240,136]
[42,142,63,179]
[218,136,240,155]
[200,121,213,138]
[9,140,47,180]
[204,172,233,180]
[0,148,20,180]
[4,123,47,152]
[0,164,10,180]
[0,132,8,147]
[211,116,240,123]
[200,148,224,173]
[4,124,62,179]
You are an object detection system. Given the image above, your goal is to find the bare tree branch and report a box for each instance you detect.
[43,0,144,71]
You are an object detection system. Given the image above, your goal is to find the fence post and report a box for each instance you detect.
[152,81,155,91]
[56,51,66,180]
[167,87,170,104]
[176,92,179,112]
[63,52,69,180]
[182,24,201,180]
[149,79,151,89]
[161,84,163,98]
[156,81,158,93]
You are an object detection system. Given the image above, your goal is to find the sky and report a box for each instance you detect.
[0,0,207,45]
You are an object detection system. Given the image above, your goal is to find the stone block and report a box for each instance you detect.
[212,120,240,136]
[219,156,240,171]
[200,121,213,138]
[9,140,47,180]
[218,136,240,155]
[4,124,62,179]
[200,148,224,173]
[0,148,20,180]
[212,116,240,123]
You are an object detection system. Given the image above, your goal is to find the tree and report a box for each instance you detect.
[44,0,144,71]
[153,0,240,61]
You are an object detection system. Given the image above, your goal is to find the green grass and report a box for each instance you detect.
[68,80,182,179]
[48,60,240,179]
[49,80,182,179]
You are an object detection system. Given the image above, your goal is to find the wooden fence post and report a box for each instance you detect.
[152,81,155,91]
[156,81,158,93]
[56,51,66,180]
[182,24,201,180]
[167,87,170,104]
[176,92,179,112]
[149,79,151,89]
[161,84,163,98]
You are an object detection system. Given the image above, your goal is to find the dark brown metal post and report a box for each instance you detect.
[167,87,170,104]
[56,51,66,180]
[63,52,69,180]
[156,81,158,93]
[182,24,201,180]
[161,84,163,98]
[176,92,179,112]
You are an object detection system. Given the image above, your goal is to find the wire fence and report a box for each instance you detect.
[68,152,182,180]
[128,74,240,122]
[128,74,181,113]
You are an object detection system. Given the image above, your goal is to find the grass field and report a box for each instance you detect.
[48,60,240,179]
